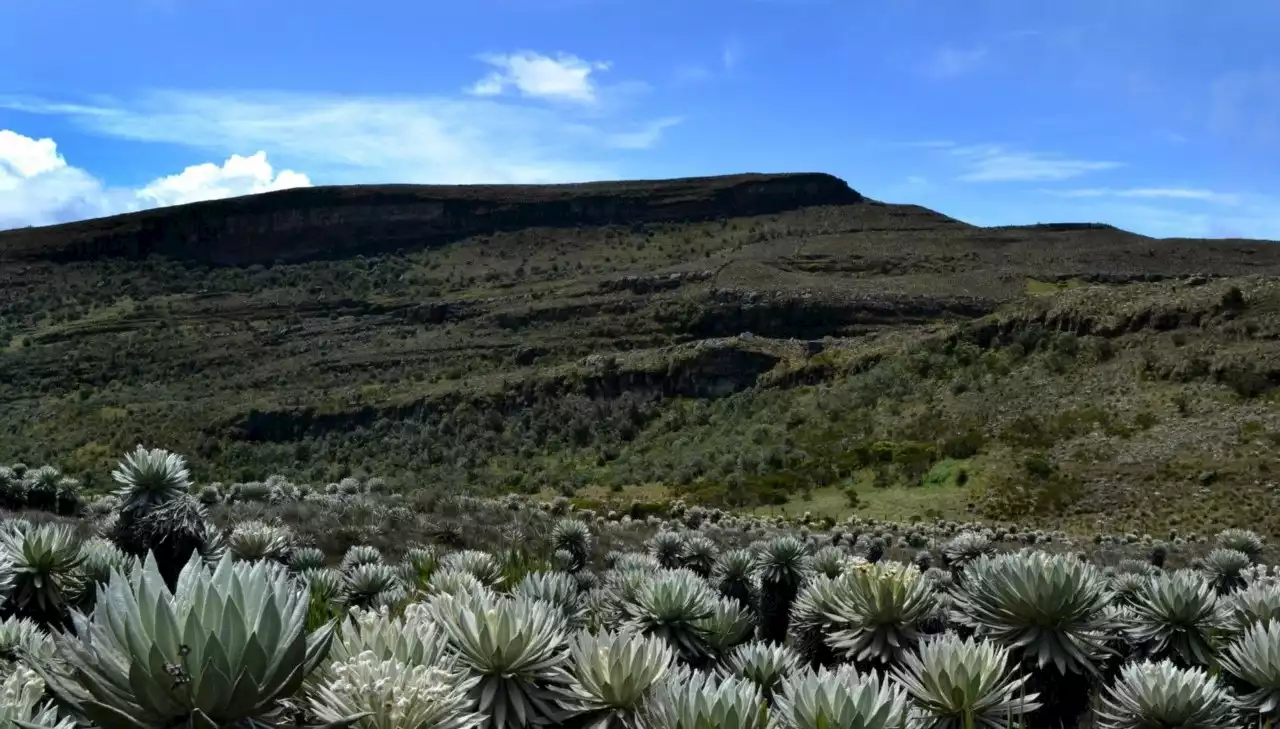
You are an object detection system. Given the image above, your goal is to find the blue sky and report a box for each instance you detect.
[1,0,1278,239]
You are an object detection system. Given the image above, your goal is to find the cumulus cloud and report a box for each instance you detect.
[137,152,310,207]
[469,51,611,103]
[0,129,308,230]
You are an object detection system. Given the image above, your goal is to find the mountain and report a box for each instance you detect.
[2,172,1280,537]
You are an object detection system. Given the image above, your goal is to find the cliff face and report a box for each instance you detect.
[0,173,862,266]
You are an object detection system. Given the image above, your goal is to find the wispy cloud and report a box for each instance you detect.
[671,38,745,87]
[1047,187,1242,206]
[1069,200,1280,240]
[920,46,988,80]
[3,86,679,186]
[941,143,1123,182]
[468,51,611,104]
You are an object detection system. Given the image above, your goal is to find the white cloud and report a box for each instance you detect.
[469,51,610,103]
[1049,187,1242,206]
[5,88,674,187]
[137,152,310,207]
[0,128,308,230]
[920,46,988,80]
[947,144,1123,182]
[0,131,125,228]
[0,130,65,178]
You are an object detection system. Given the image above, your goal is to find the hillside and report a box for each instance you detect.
[2,172,1280,537]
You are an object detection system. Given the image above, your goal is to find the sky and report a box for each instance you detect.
[1,0,1279,239]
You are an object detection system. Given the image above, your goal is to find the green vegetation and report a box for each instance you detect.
[3,444,1280,729]
[3,196,1280,538]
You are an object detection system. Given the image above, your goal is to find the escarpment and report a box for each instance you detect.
[0,173,862,266]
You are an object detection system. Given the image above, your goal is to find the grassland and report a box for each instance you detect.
[1,175,1279,536]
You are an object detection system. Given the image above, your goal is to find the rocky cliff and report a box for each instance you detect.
[0,173,863,266]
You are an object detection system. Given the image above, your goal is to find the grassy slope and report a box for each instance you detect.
[2,185,1280,536]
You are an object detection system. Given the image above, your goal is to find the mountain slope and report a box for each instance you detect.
[2,172,1280,536]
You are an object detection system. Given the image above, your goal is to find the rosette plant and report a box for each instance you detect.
[108,447,210,590]
[310,651,484,729]
[949,551,1112,729]
[111,446,191,514]
[788,575,846,668]
[22,466,80,516]
[399,547,440,589]
[1125,569,1226,667]
[290,547,327,572]
[1096,660,1235,729]
[824,562,939,667]
[648,532,687,570]
[0,614,58,675]
[716,642,804,702]
[441,550,505,588]
[772,664,913,729]
[550,519,593,571]
[341,546,384,571]
[1227,581,1280,635]
[1,664,75,729]
[1109,573,1148,607]
[640,667,768,729]
[0,522,84,628]
[892,633,1040,729]
[77,537,131,587]
[425,590,574,729]
[695,597,756,661]
[227,521,293,563]
[341,564,404,610]
[810,547,854,580]
[620,569,717,664]
[1203,548,1252,593]
[942,532,996,574]
[425,569,487,598]
[323,603,455,673]
[680,537,719,579]
[515,571,586,629]
[712,550,757,614]
[1217,528,1265,564]
[754,537,811,644]
[301,568,346,632]
[30,552,355,729]
[1219,618,1280,720]
[563,629,676,729]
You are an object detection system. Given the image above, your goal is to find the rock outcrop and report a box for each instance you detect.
[0,173,863,266]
